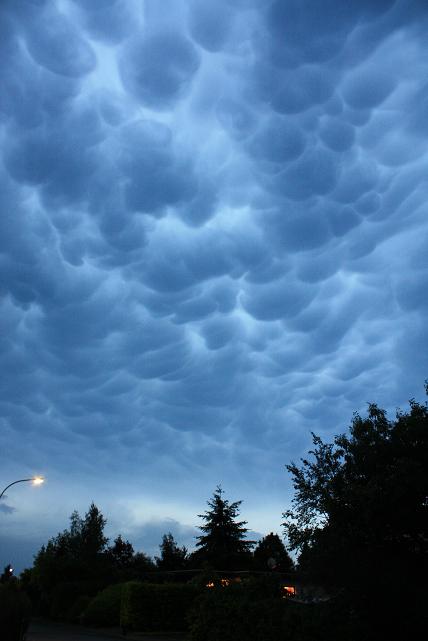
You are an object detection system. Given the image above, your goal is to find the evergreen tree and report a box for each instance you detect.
[252,532,294,572]
[155,533,188,571]
[194,486,254,570]
[80,503,108,559]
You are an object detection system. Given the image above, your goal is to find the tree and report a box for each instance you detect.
[33,503,110,592]
[283,386,428,637]
[155,533,188,571]
[80,503,108,560]
[252,533,294,573]
[193,486,254,570]
[131,551,156,576]
[108,535,134,569]
[0,564,14,584]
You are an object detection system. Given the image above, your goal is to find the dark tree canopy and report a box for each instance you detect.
[33,503,110,591]
[283,387,428,635]
[131,551,156,575]
[109,535,134,569]
[194,486,254,570]
[0,564,14,583]
[79,503,108,558]
[32,503,157,597]
[155,533,188,571]
[252,532,294,573]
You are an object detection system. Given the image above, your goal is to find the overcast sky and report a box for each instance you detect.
[1,0,428,572]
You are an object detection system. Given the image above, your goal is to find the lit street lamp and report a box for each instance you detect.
[0,477,45,501]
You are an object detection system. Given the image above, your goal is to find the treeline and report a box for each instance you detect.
[14,486,293,620]
[2,384,427,641]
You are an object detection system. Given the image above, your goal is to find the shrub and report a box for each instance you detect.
[0,583,32,641]
[68,595,91,624]
[82,583,124,627]
[188,582,287,641]
[49,582,83,621]
[49,580,101,621]
[121,581,199,632]
[189,583,364,641]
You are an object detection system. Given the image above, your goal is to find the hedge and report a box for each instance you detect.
[188,583,288,641]
[188,583,360,641]
[48,579,106,621]
[0,583,32,641]
[82,583,124,627]
[68,595,92,624]
[121,581,199,632]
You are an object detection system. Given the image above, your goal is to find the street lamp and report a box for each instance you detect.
[0,477,45,501]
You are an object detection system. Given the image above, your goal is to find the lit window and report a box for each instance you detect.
[282,585,296,598]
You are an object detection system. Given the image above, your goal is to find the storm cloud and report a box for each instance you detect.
[1,0,428,570]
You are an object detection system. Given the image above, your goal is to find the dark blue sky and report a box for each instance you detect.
[1,0,428,572]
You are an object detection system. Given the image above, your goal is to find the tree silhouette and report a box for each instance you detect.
[0,564,14,583]
[109,535,134,569]
[33,503,110,591]
[194,486,254,570]
[283,386,428,637]
[80,503,108,559]
[155,533,188,571]
[253,532,294,572]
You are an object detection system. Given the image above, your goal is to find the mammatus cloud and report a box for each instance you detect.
[1,0,427,571]
[120,32,201,109]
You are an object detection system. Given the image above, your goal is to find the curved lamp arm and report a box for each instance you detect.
[0,477,44,500]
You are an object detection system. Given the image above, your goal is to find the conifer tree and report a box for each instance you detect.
[80,502,108,559]
[194,486,254,570]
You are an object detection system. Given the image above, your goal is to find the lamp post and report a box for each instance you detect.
[0,477,45,501]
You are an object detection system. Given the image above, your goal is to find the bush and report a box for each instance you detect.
[68,595,91,624]
[0,583,32,641]
[49,582,83,621]
[121,581,199,632]
[82,583,124,627]
[188,582,288,641]
[49,580,102,621]
[188,578,358,641]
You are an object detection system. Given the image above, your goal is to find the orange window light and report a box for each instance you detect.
[282,585,296,597]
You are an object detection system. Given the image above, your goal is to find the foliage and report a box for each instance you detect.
[283,387,428,637]
[48,581,98,621]
[189,579,362,641]
[30,503,132,621]
[0,582,32,641]
[82,583,124,627]
[29,502,158,622]
[1,565,14,584]
[79,504,109,560]
[108,535,134,570]
[188,581,287,641]
[121,581,198,632]
[33,503,110,593]
[17,568,41,614]
[193,486,254,570]
[252,532,294,572]
[129,552,156,576]
[155,533,188,571]
[67,595,91,623]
